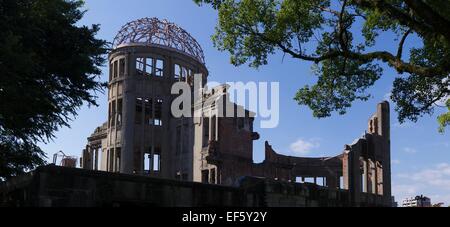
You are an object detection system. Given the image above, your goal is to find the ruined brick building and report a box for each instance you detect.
[80,18,392,206]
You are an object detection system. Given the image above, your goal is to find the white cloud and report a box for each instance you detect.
[398,163,450,190]
[403,147,418,154]
[393,184,419,196]
[289,138,320,155]
[395,163,450,206]
[392,160,401,165]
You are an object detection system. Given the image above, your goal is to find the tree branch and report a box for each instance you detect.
[353,0,443,41]
[404,0,450,41]
[397,28,413,60]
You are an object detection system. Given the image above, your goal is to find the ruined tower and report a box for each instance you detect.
[80,18,392,206]
[83,18,208,179]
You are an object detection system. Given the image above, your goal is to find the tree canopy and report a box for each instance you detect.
[194,0,450,131]
[0,0,107,180]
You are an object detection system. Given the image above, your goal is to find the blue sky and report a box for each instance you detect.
[38,0,450,206]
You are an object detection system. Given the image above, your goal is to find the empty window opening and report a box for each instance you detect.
[316,177,325,186]
[117,82,123,96]
[154,119,162,126]
[155,59,164,77]
[144,98,153,125]
[110,100,116,127]
[174,64,191,81]
[304,177,315,184]
[136,58,145,76]
[145,57,154,76]
[361,173,366,193]
[135,98,143,124]
[174,64,182,79]
[113,61,118,79]
[203,117,210,147]
[108,148,114,172]
[144,152,151,173]
[296,177,304,183]
[202,170,209,184]
[117,99,123,126]
[154,99,163,126]
[340,176,344,189]
[182,67,188,81]
[153,149,161,172]
[108,103,112,127]
[211,116,216,141]
[119,58,125,77]
[109,63,114,81]
[210,169,216,184]
[119,59,125,77]
[115,148,121,173]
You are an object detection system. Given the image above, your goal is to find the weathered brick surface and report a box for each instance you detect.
[0,165,390,207]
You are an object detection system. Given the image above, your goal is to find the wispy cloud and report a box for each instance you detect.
[289,138,320,155]
[393,184,419,196]
[403,147,418,154]
[395,163,450,206]
[398,163,450,190]
[392,160,401,165]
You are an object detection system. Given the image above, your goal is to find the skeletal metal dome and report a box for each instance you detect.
[113,17,205,64]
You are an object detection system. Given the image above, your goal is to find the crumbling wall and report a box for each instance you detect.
[0,166,390,207]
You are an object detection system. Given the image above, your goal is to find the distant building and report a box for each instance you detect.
[402,195,432,207]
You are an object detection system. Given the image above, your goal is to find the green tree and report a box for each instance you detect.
[0,0,107,180]
[194,0,450,130]
[438,99,450,133]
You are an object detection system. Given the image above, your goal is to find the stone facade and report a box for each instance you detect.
[0,165,390,207]
[79,18,393,207]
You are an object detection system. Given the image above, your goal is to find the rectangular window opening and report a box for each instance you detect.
[111,100,116,127]
[117,82,123,96]
[203,118,210,148]
[117,99,123,126]
[145,57,153,76]
[202,170,209,184]
[113,61,118,79]
[135,98,143,124]
[210,168,216,184]
[144,98,153,125]
[136,58,145,76]
[109,63,113,81]
[174,64,182,79]
[153,148,161,172]
[154,99,163,126]
[316,177,324,186]
[144,152,151,173]
[155,59,164,77]
[119,59,125,77]
[304,177,315,184]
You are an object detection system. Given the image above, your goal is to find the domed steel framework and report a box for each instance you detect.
[113,17,205,64]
